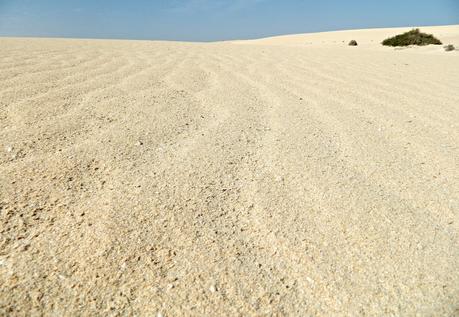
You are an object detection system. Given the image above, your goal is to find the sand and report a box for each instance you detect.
[0,25,458,316]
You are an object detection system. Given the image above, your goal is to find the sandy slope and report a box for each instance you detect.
[0,26,458,316]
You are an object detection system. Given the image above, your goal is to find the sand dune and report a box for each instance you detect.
[233,25,459,49]
[1,26,458,316]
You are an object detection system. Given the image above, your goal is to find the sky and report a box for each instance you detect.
[0,0,458,41]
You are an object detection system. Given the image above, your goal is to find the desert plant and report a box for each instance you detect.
[348,40,358,46]
[382,29,442,47]
[444,44,455,52]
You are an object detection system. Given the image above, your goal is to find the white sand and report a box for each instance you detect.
[1,25,458,315]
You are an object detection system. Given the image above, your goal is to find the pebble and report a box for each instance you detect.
[209,285,217,293]
[6,146,12,152]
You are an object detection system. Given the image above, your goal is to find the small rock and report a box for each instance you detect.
[136,141,143,146]
[209,285,217,293]
[5,146,12,153]
[348,40,358,46]
[444,44,455,52]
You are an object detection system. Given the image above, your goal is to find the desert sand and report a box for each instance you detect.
[1,25,458,316]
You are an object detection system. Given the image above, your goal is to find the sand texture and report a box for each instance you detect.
[1,26,459,316]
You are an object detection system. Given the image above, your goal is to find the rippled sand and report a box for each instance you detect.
[1,26,458,315]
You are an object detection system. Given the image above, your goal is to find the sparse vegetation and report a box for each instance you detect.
[444,44,455,52]
[348,40,358,46]
[382,29,442,47]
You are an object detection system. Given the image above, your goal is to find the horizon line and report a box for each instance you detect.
[1,22,457,43]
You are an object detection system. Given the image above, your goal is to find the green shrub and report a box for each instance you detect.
[444,44,455,52]
[382,29,442,47]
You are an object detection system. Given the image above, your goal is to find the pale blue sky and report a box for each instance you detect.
[0,0,458,41]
